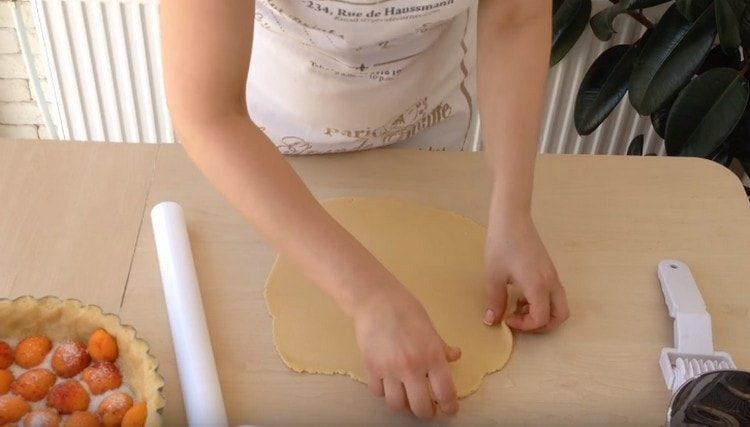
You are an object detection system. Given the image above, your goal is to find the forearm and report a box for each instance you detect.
[477,4,551,219]
[177,117,391,315]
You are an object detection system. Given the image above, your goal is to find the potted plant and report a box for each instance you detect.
[552,0,750,194]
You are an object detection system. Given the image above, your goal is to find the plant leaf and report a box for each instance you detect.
[716,0,743,54]
[627,135,645,155]
[724,0,749,17]
[665,68,750,157]
[554,0,565,14]
[552,0,593,66]
[590,4,629,41]
[590,0,671,41]
[631,0,676,7]
[651,100,674,138]
[741,1,750,48]
[629,5,717,115]
[575,44,643,134]
[676,0,713,21]
[729,108,750,161]
[696,45,743,74]
[707,143,735,166]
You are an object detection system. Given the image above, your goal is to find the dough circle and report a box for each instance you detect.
[265,198,513,398]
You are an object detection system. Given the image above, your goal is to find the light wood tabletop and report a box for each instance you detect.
[1,138,749,425]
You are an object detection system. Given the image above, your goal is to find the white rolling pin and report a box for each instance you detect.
[151,201,229,427]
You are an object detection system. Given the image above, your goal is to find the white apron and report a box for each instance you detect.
[247,0,478,154]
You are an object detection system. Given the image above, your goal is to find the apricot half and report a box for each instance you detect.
[0,341,13,369]
[0,394,31,424]
[21,408,61,427]
[121,402,147,427]
[87,330,118,363]
[63,411,102,427]
[11,368,57,401]
[0,369,13,395]
[97,392,133,427]
[52,340,91,378]
[82,362,122,395]
[15,336,52,369]
[47,380,90,414]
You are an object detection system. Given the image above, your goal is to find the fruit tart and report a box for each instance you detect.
[0,297,164,426]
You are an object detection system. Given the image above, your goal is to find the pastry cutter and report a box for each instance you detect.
[657,259,736,393]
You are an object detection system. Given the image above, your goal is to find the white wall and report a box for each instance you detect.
[0,0,54,139]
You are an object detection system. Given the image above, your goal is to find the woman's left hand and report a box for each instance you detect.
[482,210,569,333]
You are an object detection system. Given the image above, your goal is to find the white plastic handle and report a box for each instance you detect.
[657,260,714,355]
[657,260,706,317]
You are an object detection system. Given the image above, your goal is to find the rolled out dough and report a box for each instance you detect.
[265,198,513,398]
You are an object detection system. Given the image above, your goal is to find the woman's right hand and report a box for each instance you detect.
[352,280,462,419]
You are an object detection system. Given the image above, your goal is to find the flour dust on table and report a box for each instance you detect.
[248,0,479,153]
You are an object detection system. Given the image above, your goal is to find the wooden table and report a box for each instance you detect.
[1,139,749,425]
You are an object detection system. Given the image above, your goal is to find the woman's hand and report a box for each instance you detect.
[483,210,569,332]
[353,280,461,419]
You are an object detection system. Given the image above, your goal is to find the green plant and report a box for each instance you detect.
[552,0,750,183]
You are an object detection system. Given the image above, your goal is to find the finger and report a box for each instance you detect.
[443,342,462,363]
[404,376,436,420]
[505,289,551,331]
[368,373,384,397]
[534,286,570,333]
[384,378,407,412]
[554,285,570,322]
[484,279,509,326]
[428,362,459,415]
[513,298,529,316]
